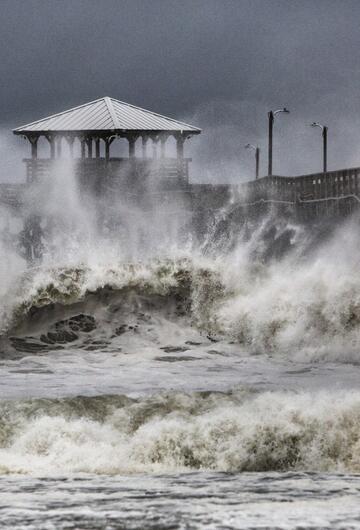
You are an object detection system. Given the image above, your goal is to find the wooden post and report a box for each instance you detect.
[31,139,37,160]
[142,136,148,158]
[56,137,62,158]
[45,134,55,159]
[336,172,340,217]
[255,147,260,179]
[176,134,185,179]
[176,135,185,159]
[81,138,86,159]
[105,137,115,161]
[128,136,136,158]
[355,169,359,198]
[160,136,167,159]
[152,137,158,159]
[29,136,38,159]
[95,138,100,158]
[86,138,93,158]
[66,136,75,158]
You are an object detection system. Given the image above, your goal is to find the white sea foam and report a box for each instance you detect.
[1,390,360,475]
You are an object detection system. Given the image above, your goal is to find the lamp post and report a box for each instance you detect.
[268,107,290,176]
[245,143,260,179]
[310,122,328,173]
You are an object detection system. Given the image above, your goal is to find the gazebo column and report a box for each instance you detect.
[104,137,115,161]
[105,139,110,160]
[95,138,100,158]
[128,136,136,159]
[80,138,86,159]
[50,141,56,159]
[86,138,93,158]
[28,135,39,159]
[25,135,39,184]
[152,137,159,159]
[24,135,42,255]
[45,134,56,159]
[56,137,62,158]
[142,136,148,158]
[160,135,168,159]
[66,136,75,158]
[176,134,186,179]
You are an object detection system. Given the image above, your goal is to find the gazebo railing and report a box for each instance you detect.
[23,157,191,184]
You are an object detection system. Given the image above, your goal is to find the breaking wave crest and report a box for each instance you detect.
[2,257,223,344]
[1,389,360,475]
[3,215,360,361]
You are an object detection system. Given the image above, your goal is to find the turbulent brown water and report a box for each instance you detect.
[2,178,360,528]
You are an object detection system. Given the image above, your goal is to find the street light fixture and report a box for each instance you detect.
[310,122,328,173]
[245,143,260,179]
[268,107,290,176]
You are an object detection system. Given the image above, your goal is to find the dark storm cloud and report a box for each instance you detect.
[1,0,360,181]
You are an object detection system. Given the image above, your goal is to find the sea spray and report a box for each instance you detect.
[2,187,360,361]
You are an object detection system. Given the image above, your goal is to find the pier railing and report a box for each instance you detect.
[4,163,360,221]
[240,167,360,203]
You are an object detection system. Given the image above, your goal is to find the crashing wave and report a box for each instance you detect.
[1,389,360,475]
[1,258,225,352]
[3,214,360,361]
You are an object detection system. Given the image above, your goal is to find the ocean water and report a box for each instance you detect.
[1,175,360,529]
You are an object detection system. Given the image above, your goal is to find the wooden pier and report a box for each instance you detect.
[2,96,360,261]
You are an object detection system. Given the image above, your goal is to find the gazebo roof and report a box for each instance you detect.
[13,97,201,136]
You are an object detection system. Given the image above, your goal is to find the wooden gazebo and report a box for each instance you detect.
[13,97,201,185]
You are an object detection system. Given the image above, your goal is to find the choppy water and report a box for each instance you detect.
[2,183,360,528]
[2,472,360,530]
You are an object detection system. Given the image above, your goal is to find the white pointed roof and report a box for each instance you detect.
[13,97,201,135]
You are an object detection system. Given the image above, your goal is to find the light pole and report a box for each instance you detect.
[245,143,260,179]
[268,108,290,176]
[310,122,328,173]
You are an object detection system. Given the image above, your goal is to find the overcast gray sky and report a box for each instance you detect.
[2,0,360,182]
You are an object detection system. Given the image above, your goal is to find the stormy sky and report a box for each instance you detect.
[2,0,360,182]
